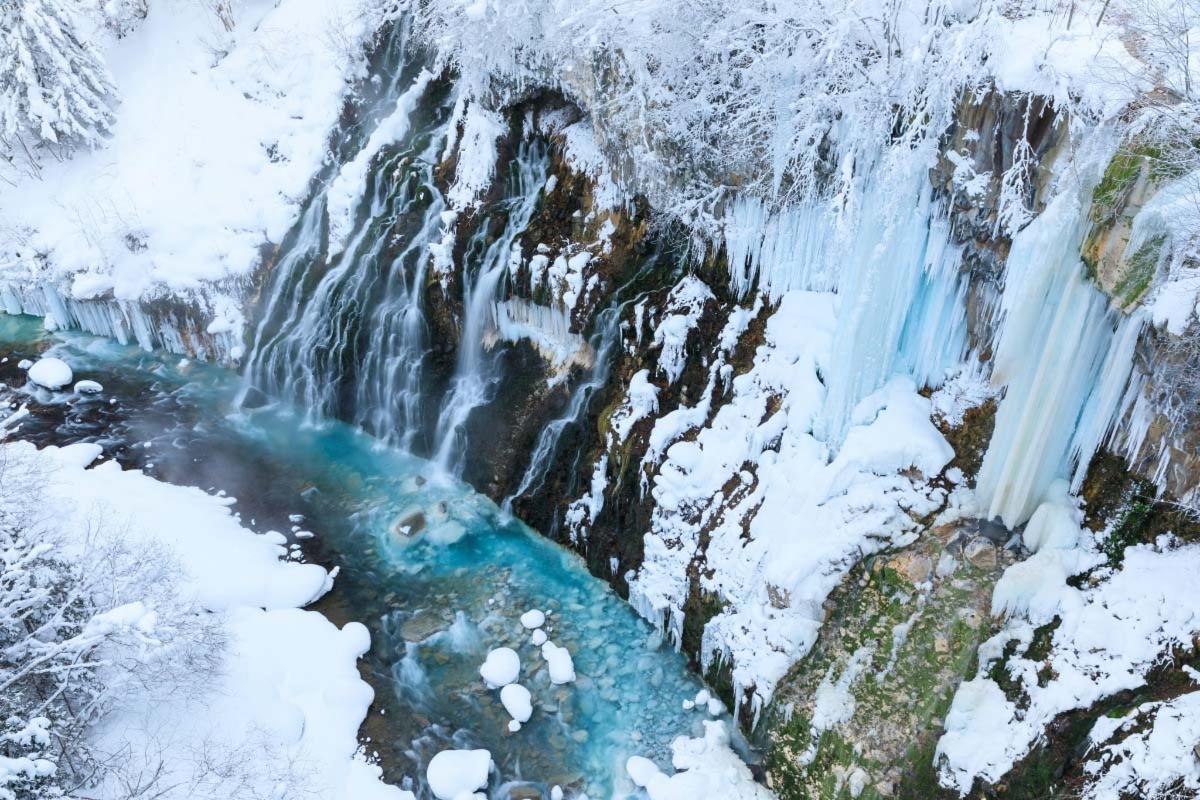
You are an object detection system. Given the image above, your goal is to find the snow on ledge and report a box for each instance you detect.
[936,485,1200,795]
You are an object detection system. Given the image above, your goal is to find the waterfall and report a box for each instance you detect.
[430,142,550,475]
[501,303,624,512]
[239,28,558,478]
[975,191,1142,528]
[236,35,454,450]
[237,132,451,448]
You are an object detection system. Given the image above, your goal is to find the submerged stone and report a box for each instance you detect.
[392,510,426,538]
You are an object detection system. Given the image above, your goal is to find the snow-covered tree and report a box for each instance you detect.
[0,0,117,158]
[94,0,149,38]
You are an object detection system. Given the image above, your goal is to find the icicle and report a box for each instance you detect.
[723,196,834,298]
[1068,309,1146,491]
[0,282,237,361]
[489,298,591,372]
[724,172,967,446]
[819,180,962,443]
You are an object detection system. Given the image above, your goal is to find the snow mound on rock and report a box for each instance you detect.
[426,749,492,799]
[27,358,73,389]
[479,647,520,688]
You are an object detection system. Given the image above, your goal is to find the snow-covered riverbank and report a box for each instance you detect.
[0,428,407,800]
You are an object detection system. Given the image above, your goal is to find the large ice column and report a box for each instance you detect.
[898,227,970,389]
[976,191,1142,527]
[819,181,966,442]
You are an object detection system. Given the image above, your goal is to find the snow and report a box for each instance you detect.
[629,290,953,717]
[34,441,331,611]
[937,492,1200,794]
[499,683,533,723]
[544,250,594,313]
[327,68,439,256]
[624,721,774,800]
[0,0,380,330]
[530,629,547,646]
[445,101,504,210]
[626,755,660,787]
[929,369,992,428]
[73,379,103,393]
[651,276,713,385]
[26,357,73,389]
[540,640,576,684]
[6,440,405,800]
[426,749,492,800]
[557,120,627,210]
[479,647,521,688]
[519,609,546,629]
[1082,691,1200,799]
[609,369,659,443]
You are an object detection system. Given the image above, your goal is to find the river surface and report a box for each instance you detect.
[0,314,747,799]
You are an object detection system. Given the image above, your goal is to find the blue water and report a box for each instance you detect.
[0,316,742,799]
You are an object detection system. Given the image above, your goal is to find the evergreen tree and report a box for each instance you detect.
[0,0,117,156]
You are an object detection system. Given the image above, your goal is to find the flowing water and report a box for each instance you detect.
[0,315,747,799]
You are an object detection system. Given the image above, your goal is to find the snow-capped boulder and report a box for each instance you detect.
[541,641,576,684]
[480,647,520,688]
[500,683,532,723]
[426,749,492,800]
[519,609,545,629]
[27,358,73,389]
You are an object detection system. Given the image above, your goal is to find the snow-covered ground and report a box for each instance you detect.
[0,435,407,800]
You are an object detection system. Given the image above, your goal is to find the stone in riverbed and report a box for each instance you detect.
[27,357,73,389]
[480,647,521,688]
[964,537,998,569]
[401,610,445,642]
[391,510,426,538]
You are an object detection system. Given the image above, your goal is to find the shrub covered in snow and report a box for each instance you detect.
[0,446,221,799]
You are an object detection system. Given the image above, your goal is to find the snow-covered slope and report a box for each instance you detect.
[0,0,380,354]
[6,439,407,800]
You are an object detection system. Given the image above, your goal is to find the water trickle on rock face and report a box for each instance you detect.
[431,141,551,475]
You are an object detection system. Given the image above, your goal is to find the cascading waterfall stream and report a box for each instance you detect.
[501,264,660,513]
[237,57,454,449]
[431,142,550,475]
